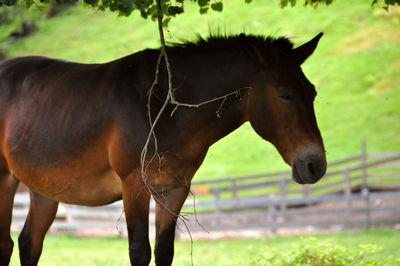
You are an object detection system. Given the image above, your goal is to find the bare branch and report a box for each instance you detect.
[170,86,251,117]
[189,190,210,234]
[139,2,251,264]
[146,51,164,155]
[140,0,187,233]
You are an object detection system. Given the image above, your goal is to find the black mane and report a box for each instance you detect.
[168,34,294,53]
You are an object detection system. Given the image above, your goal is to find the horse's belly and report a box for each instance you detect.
[14,165,122,206]
[54,169,123,206]
[3,132,124,206]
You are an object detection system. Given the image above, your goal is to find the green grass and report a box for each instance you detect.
[0,6,46,44]
[1,0,399,182]
[9,229,400,265]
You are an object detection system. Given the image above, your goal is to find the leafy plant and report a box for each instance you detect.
[251,237,385,265]
[0,5,44,44]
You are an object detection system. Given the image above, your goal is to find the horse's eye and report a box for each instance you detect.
[279,94,294,102]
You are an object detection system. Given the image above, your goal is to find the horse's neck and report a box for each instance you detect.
[158,51,254,151]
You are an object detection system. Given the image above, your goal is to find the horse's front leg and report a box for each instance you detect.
[154,185,190,266]
[122,172,151,266]
[18,191,58,266]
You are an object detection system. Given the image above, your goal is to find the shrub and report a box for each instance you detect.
[250,237,385,266]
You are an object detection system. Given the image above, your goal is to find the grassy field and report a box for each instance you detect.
[8,229,400,265]
[1,0,399,181]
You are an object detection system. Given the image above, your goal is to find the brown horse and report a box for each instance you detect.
[0,32,326,266]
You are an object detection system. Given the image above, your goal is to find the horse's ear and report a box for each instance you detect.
[239,33,265,65]
[293,32,323,65]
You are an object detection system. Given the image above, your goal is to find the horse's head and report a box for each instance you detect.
[243,33,326,184]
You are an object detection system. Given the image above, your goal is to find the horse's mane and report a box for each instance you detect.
[168,33,294,53]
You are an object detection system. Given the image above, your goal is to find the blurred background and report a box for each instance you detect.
[2,0,400,265]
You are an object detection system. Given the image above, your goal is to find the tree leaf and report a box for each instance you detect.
[199,6,208,14]
[122,0,135,10]
[163,17,171,27]
[84,0,99,7]
[198,0,210,7]
[168,5,183,16]
[211,2,223,11]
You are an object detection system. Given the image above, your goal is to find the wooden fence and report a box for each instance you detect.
[11,142,400,236]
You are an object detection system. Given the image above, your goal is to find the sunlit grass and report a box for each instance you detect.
[9,229,400,265]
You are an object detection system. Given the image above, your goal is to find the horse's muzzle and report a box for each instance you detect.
[292,149,327,184]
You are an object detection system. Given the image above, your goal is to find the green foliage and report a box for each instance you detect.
[373,0,400,10]
[0,0,399,20]
[280,0,334,8]
[0,5,44,43]
[251,237,384,265]
[210,2,222,12]
[281,0,400,8]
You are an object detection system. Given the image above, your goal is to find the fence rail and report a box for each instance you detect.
[11,142,400,236]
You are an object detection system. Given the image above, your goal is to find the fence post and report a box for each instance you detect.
[232,180,238,203]
[361,140,368,189]
[268,193,277,234]
[344,168,352,207]
[214,185,222,227]
[215,185,221,213]
[279,174,287,211]
[63,204,76,234]
[302,184,311,197]
[362,188,371,229]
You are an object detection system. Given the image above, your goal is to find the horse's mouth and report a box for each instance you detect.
[292,164,305,184]
[291,150,327,185]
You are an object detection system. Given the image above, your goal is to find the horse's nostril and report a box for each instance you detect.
[308,162,315,176]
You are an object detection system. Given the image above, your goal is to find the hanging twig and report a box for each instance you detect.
[170,87,250,117]
[140,1,253,264]
[141,0,248,205]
